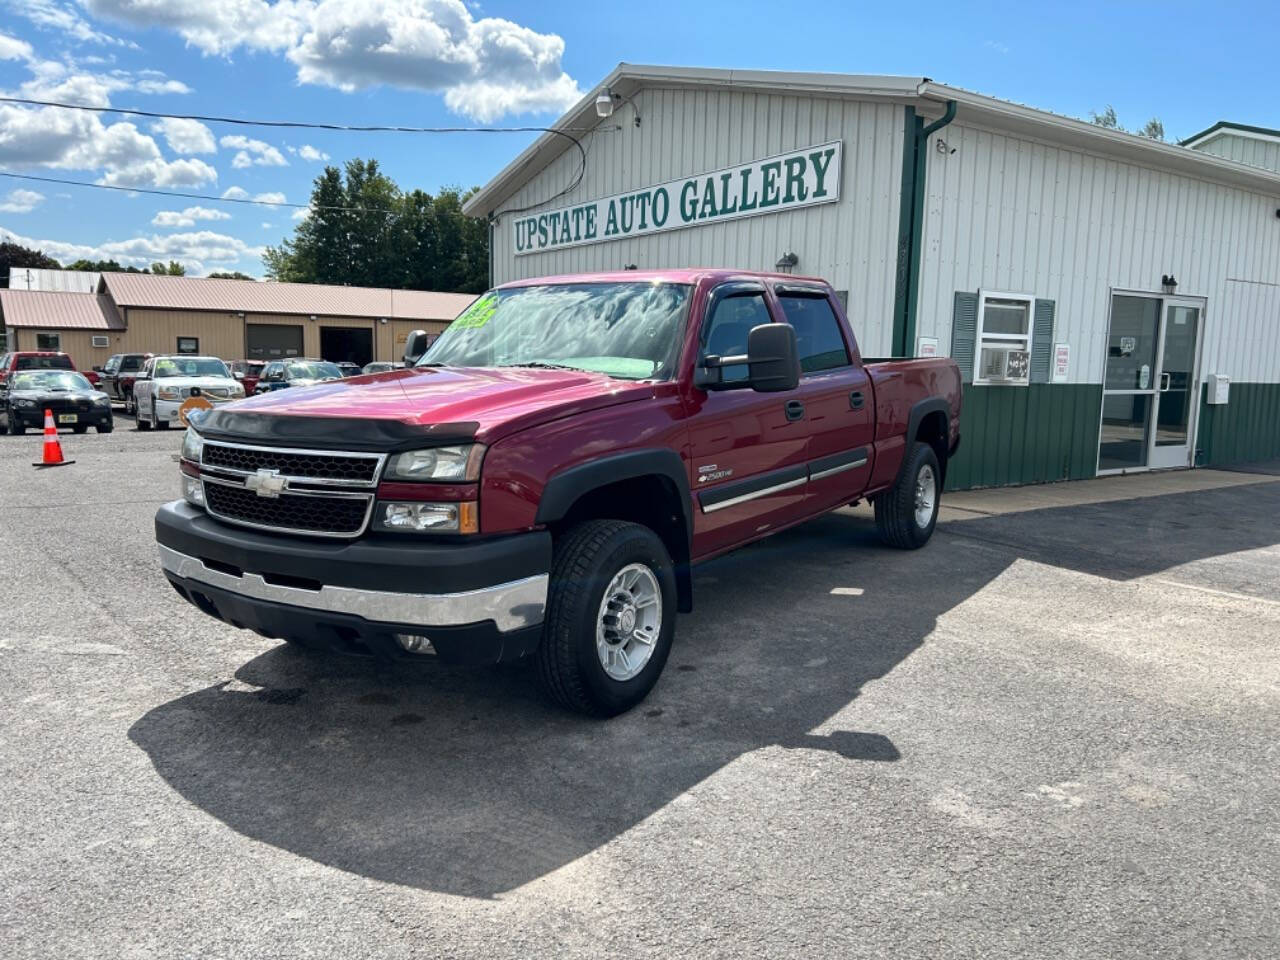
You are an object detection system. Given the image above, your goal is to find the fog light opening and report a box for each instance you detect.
[395,633,437,656]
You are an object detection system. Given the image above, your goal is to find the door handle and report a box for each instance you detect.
[849,390,864,409]
[785,399,805,421]
[1160,372,1171,392]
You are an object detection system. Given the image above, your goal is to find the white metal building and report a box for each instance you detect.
[465,65,1280,488]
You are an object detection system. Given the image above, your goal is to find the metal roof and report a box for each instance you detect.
[0,290,124,330]
[464,63,1280,218]
[98,273,476,321]
[1180,120,1280,148]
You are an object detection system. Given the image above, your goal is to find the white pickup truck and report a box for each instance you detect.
[134,355,245,430]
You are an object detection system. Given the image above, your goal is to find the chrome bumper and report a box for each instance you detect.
[157,544,548,633]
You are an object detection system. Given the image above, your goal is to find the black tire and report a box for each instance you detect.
[98,419,113,434]
[124,392,135,416]
[873,442,942,549]
[156,415,170,430]
[73,424,88,434]
[535,519,677,717]
[136,402,151,431]
[6,408,22,435]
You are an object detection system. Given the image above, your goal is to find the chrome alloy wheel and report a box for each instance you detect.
[596,562,662,681]
[914,463,937,529]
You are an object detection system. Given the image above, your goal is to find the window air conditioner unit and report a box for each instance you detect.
[979,346,1030,383]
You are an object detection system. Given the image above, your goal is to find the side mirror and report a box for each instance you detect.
[696,323,801,393]
[92,365,104,373]
[232,371,244,380]
[403,329,431,366]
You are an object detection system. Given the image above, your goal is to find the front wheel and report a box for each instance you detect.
[6,408,22,435]
[873,442,942,549]
[535,520,677,717]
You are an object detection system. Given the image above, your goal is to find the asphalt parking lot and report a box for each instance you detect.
[3,419,1279,959]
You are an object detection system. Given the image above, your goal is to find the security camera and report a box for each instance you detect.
[595,92,615,119]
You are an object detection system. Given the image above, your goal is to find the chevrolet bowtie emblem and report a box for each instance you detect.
[245,468,287,498]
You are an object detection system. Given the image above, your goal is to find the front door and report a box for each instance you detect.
[1099,293,1204,473]
[1148,299,1203,469]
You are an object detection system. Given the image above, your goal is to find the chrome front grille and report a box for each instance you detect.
[198,440,385,538]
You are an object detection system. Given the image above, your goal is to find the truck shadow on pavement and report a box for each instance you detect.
[128,480,1280,898]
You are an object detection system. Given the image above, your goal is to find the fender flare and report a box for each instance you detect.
[535,448,693,546]
[899,396,952,483]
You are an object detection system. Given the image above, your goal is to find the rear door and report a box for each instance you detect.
[686,282,814,557]
[773,286,875,511]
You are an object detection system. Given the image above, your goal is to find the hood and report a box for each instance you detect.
[10,387,106,401]
[206,366,656,445]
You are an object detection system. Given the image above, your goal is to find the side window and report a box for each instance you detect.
[264,363,283,381]
[104,356,119,374]
[701,292,772,384]
[36,332,61,351]
[776,294,851,374]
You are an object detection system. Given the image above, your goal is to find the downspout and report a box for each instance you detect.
[892,98,956,357]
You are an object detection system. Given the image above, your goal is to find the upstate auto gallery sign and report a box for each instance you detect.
[512,141,841,256]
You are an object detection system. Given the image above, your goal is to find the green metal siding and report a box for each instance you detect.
[1195,382,1280,466]
[946,383,1103,491]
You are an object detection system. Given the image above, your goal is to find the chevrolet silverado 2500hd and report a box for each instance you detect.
[156,269,961,716]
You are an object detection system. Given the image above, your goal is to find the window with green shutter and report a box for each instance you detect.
[951,291,978,384]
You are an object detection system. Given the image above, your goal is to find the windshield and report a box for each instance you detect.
[12,371,91,391]
[286,361,342,380]
[16,355,72,371]
[154,357,230,378]
[421,282,693,380]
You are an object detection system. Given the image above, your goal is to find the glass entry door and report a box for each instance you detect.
[1099,294,1203,473]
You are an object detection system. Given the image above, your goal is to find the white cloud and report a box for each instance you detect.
[291,207,309,220]
[0,189,45,213]
[83,0,581,121]
[0,32,34,61]
[134,77,191,95]
[220,186,250,200]
[261,221,272,228]
[297,144,329,162]
[1,224,264,274]
[151,205,231,227]
[253,192,286,206]
[152,117,217,154]
[220,134,287,168]
[99,156,218,189]
[9,1,134,48]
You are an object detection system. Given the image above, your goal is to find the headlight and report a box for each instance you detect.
[94,395,111,406]
[181,427,203,462]
[374,501,478,534]
[157,385,182,400]
[13,398,35,408]
[230,383,245,398]
[384,444,484,482]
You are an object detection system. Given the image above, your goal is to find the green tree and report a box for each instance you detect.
[150,261,186,275]
[265,159,489,293]
[1,242,61,287]
[207,271,256,280]
[1090,105,1165,141]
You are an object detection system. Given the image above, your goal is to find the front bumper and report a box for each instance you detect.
[12,405,111,428]
[155,501,551,663]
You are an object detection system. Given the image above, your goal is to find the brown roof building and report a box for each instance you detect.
[0,273,476,371]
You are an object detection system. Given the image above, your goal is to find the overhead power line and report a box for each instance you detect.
[0,95,591,215]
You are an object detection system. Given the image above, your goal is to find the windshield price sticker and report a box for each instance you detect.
[513,141,841,256]
[452,294,498,330]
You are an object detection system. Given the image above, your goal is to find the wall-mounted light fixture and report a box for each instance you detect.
[235,311,245,319]
[379,317,388,325]
[1161,274,1178,294]
[308,314,317,322]
[775,251,799,273]
[595,88,641,127]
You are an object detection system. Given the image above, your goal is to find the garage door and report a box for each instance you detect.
[320,327,373,367]
[246,324,303,361]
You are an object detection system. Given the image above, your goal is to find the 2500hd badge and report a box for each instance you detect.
[156,269,961,716]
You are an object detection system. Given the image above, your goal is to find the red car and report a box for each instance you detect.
[156,269,961,716]
[0,350,94,384]
[227,360,266,396]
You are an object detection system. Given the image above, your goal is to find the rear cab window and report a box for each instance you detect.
[16,355,73,371]
[775,293,851,374]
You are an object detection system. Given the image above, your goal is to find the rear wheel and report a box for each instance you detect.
[535,519,676,717]
[98,419,113,434]
[6,407,22,435]
[123,391,135,416]
[873,442,942,549]
[73,424,88,434]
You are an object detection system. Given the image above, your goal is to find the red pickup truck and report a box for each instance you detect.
[156,270,961,715]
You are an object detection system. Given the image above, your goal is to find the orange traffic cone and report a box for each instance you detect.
[32,408,75,469]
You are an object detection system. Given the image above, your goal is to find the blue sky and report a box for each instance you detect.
[1,0,1276,278]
